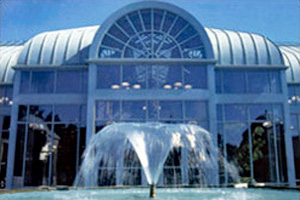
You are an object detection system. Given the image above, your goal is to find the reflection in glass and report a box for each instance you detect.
[185,101,207,120]
[56,71,81,93]
[13,125,25,181]
[97,65,207,90]
[96,101,120,121]
[97,66,120,89]
[20,71,30,93]
[251,122,276,183]
[248,71,269,93]
[29,105,53,122]
[122,101,146,120]
[183,66,206,89]
[224,123,250,183]
[18,105,28,121]
[249,105,272,121]
[53,124,77,185]
[30,71,54,93]
[224,105,247,121]
[24,124,52,186]
[223,71,246,93]
[160,101,182,119]
[54,105,80,122]
[123,66,147,89]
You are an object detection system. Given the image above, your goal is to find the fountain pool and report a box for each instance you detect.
[1,188,299,200]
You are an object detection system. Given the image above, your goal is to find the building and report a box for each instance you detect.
[0,1,299,189]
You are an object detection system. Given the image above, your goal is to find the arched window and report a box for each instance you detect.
[98,8,206,59]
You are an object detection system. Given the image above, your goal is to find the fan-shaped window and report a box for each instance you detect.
[98,8,206,59]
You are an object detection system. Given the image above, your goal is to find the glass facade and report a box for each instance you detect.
[99,8,205,59]
[215,69,282,94]
[288,84,300,184]
[13,105,86,186]
[97,65,207,90]
[217,104,287,184]
[0,85,13,188]
[0,2,298,189]
[20,70,88,94]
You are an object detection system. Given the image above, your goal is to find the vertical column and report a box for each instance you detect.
[208,64,219,185]
[281,70,296,186]
[6,71,21,189]
[85,64,97,187]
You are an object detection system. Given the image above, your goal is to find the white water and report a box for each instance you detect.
[74,122,237,187]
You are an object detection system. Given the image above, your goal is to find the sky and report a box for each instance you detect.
[0,0,299,44]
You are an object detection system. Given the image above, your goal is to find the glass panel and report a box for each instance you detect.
[169,17,186,37]
[30,71,54,93]
[29,105,53,122]
[224,105,247,122]
[291,114,300,182]
[0,141,8,187]
[56,71,81,93]
[122,101,146,120]
[81,71,88,93]
[96,101,120,121]
[148,65,181,89]
[160,101,182,120]
[223,71,246,93]
[24,124,52,186]
[153,9,164,31]
[183,66,207,89]
[251,121,276,183]
[13,125,25,178]
[217,105,223,121]
[2,116,10,131]
[20,71,30,93]
[52,124,78,186]
[224,123,250,183]
[18,105,28,122]
[185,101,207,120]
[97,66,120,89]
[215,70,222,93]
[217,123,225,184]
[78,126,86,168]
[116,15,135,36]
[249,104,272,121]
[162,11,176,33]
[107,24,129,43]
[54,105,80,122]
[123,65,147,89]
[128,11,143,32]
[148,101,159,121]
[275,121,287,183]
[140,9,151,30]
[101,35,124,51]
[248,71,270,93]
[270,71,281,93]
[80,105,87,123]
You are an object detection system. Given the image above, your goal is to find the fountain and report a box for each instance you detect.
[2,122,299,200]
[74,122,229,198]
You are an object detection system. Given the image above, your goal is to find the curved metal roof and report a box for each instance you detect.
[14,26,284,67]
[279,46,300,84]
[17,26,99,66]
[0,45,23,84]
[205,28,283,66]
